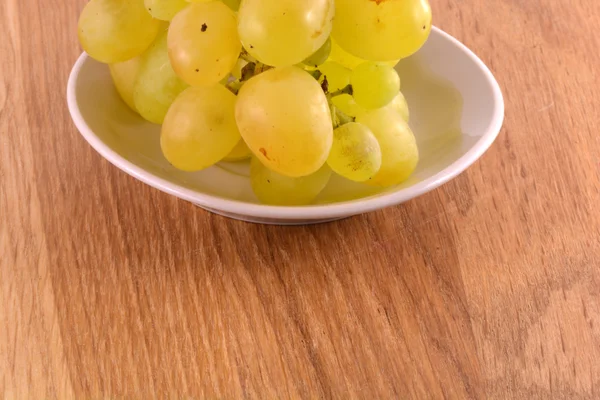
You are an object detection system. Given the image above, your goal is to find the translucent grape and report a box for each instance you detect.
[109,57,142,112]
[333,0,432,61]
[318,62,351,93]
[168,2,241,86]
[303,38,332,68]
[222,139,252,162]
[250,158,332,206]
[328,37,399,70]
[78,0,161,63]
[161,86,241,171]
[238,0,335,67]
[351,62,400,110]
[331,94,364,118]
[388,92,410,122]
[133,32,188,124]
[235,66,333,177]
[327,122,382,182]
[144,0,188,21]
[356,108,419,187]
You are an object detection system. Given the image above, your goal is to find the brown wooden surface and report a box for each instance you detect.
[2,0,600,398]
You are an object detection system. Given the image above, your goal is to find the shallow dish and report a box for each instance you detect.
[67,27,504,225]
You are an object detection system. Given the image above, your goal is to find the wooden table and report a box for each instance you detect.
[2,0,599,398]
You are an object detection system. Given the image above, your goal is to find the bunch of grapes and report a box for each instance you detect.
[78,0,432,205]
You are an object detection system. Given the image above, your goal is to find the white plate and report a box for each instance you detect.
[67,27,504,225]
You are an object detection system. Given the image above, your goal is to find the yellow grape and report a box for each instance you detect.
[303,38,332,68]
[235,66,333,177]
[144,0,188,20]
[133,32,188,124]
[331,94,363,118]
[327,122,382,182]
[333,0,432,61]
[161,85,241,171]
[328,37,398,70]
[231,58,248,80]
[222,139,252,162]
[78,0,161,63]
[388,92,410,122]
[238,0,335,67]
[318,61,351,92]
[356,108,419,187]
[250,158,332,206]
[109,57,142,112]
[168,2,241,86]
[351,62,400,110]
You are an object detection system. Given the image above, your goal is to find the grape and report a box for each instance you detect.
[333,0,432,61]
[168,2,241,86]
[327,122,382,182]
[238,0,335,67]
[231,58,248,80]
[144,0,188,21]
[78,0,161,63]
[133,32,188,124]
[356,108,419,187]
[388,92,410,122]
[328,37,399,70]
[109,57,142,112]
[351,62,400,110]
[331,94,363,118]
[235,66,333,177]
[222,139,252,162]
[303,38,332,68]
[318,62,351,93]
[250,158,332,206]
[161,85,241,171]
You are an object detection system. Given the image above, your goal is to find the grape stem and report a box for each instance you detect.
[329,84,354,98]
[329,104,355,129]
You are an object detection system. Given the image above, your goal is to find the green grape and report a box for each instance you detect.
[161,85,241,171]
[222,139,252,162]
[356,107,419,187]
[168,2,241,86]
[236,66,333,177]
[109,57,142,112]
[331,94,363,118]
[238,0,335,67]
[133,32,188,124]
[318,61,351,93]
[327,122,381,182]
[144,0,188,20]
[328,37,399,70]
[303,38,332,68]
[388,92,410,122]
[333,0,432,61]
[78,0,161,63]
[250,158,332,206]
[351,62,400,110]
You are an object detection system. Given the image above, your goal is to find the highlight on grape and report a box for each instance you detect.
[78,0,431,205]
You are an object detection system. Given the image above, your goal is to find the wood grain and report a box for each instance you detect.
[1,0,599,398]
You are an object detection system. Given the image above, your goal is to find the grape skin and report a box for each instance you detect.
[168,2,241,86]
[223,140,252,162]
[238,0,335,67]
[356,108,419,187]
[250,158,332,206]
[333,0,432,61]
[327,122,382,182]
[109,57,142,113]
[78,0,161,63]
[351,62,401,110]
[161,86,241,171]
[144,0,188,21]
[235,66,333,178]
[133,32,188,125]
